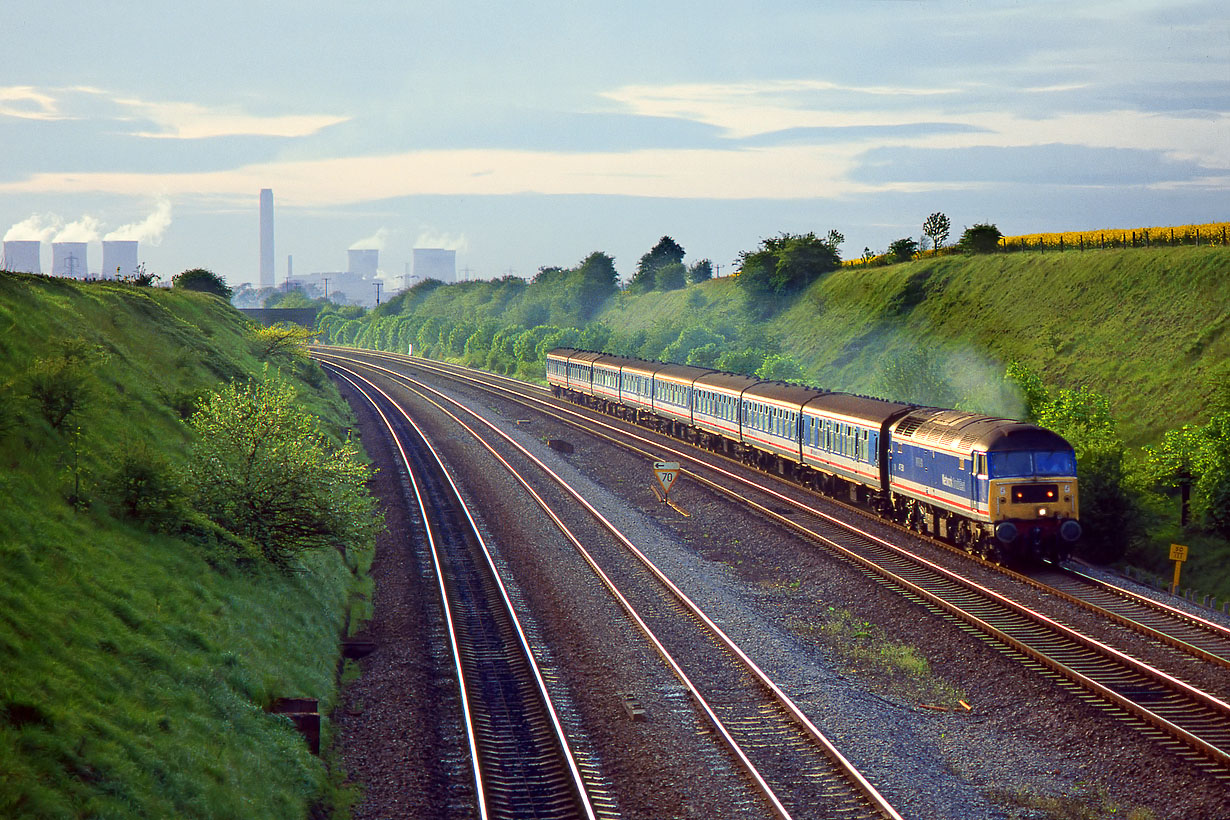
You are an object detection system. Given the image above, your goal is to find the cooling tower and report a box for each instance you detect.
[2,240,41,273]
[413,248,456,283]
[348,248,379,278]
[102,240,139,279]
[259,188,274,289]
[52,242,89,279]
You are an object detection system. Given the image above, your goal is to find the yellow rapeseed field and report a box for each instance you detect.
[1001,221,1229,251]
[843,220,1229,265]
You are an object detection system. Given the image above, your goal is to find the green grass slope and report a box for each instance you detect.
[0,273,365,818]
[601,246,1230,446]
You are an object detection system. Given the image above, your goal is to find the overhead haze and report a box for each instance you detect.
[2,1,1226,286]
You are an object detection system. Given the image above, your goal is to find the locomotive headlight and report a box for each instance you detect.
[1038,507,1048,517]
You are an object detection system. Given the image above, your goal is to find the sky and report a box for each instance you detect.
[2,1,1227,289]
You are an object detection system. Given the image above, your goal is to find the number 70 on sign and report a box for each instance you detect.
[653,461,681,499]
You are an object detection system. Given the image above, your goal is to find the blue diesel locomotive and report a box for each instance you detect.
[546,347,1081,562]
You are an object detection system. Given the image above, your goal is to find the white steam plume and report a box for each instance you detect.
[104,199,172,245]
[349,227,389,250]
[4,212,62,242]
[414,229,468,252]
[53,215,102,243]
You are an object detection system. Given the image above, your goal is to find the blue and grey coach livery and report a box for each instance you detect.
[546,347,1081,563]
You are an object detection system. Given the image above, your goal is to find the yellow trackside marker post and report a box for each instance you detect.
[1169,543,1189,594]
[653,461,680,501]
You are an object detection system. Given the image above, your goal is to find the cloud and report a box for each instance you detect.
[103,199,173,244]
[0,86,62,121]
[113,97,349,139]
[4,212,62,241]
[0,85,348,139]
[601,79,962,139]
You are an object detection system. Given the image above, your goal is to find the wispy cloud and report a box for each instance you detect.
[602,79,962,139]
[0,84,348,139]
[113,97,349,139]
[0,86,66,121]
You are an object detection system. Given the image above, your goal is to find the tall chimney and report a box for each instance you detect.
[259,188,274,289]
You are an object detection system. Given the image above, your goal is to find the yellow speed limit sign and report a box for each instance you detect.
[653,461,681,499]
[1169,543,1189,594]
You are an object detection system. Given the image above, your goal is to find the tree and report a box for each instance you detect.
[686,259,713,284]
[756,354,806,383]
[571,251,620,316]
[1194,411,1230,537]
[1144,425,1202,526]
[922,212,951,252]
[874,348,957,407]
[736,231,842,305]
[661,326,725,365]
[24,337,107,431]
[250,323,315,361]
[887,237,918,264]
[956,223,1003,254]
[185,369,379,569]
[1033,383,1136,562]
[654,262,687,291]
[630,236,685,292]
[172,268,232,299]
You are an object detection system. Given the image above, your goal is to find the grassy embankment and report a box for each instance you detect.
[599,246,1230,447]
[603,246,1230,595]
[0,273,370,818]
[328,244,1230,598]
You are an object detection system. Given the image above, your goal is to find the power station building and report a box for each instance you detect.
[52,242,89,279]
[347,248,379,279]
[2,240,41,273]
[102,240,139,279]
[413,248,456,283]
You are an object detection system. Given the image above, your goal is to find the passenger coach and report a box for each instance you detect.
[545,347,1081,563]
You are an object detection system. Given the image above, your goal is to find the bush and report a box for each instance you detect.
[102,439,186,530]
[887,237,919,263]
[23,338,106,430]
[185,369,381,570]
[172,268,232,299]
[956,223,1003,254]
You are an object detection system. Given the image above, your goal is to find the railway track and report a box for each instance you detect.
[327,365,598,820]
[323,355,906,820]
[1028,564,1230,670]
[315,346,1230,779]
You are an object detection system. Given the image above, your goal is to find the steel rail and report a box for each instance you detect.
[1032,564,1230,669]
[323,353,906,820]
[315,347,1230,774]
[327,364,597,820]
